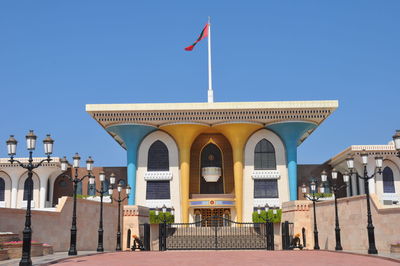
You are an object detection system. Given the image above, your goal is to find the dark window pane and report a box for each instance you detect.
[146,181,170,199]
[0,178,5,201]
[254,139,276,170]
[23,178,33,201]
[383,167,395,193]
[254,179,279,198]
[46,179,50,201]
[148,140,169,171]
[88,181,96,196]
[76,182,82,195]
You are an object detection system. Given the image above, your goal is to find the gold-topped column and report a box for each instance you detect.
[214,123,262,222]
[161,124,208,223]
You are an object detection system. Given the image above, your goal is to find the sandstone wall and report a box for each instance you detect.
[282,194,400,253]
[0,196,119,252]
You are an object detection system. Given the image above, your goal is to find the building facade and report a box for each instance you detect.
[328,142,400,205]
[0,157,63,209]
[86,100,338,223]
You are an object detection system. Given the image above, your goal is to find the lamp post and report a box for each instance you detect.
[60,153,94,256]
[320,169,349,251]
[393,130,400,158]
[156,205,174,251]
[257,204,274,250]
[6,131,54,266]
[344,150,382,254]
[302,180,325,250]
[91,171,109,252]
[110,176,130,251]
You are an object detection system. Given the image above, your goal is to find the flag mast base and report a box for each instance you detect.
[208,90,214,103]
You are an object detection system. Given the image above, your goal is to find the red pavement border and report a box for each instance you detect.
[40,250,400,266]
[323,249,400,264]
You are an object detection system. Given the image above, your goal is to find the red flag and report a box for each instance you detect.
[185,24,209,51]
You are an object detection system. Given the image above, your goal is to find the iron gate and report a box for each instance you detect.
[160,215,274,250]
[281,221,294,250]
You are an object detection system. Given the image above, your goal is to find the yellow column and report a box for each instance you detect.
[214,123,262,222]
[161,124,207,223]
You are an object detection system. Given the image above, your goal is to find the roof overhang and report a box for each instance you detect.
[86,100,339,149]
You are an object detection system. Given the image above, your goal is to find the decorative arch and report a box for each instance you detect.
[254,139,276,170]
[243,129,288,222]
[17,171,40,208]
[52,174,73,206]
[137,130,180,222]
[0,171,11,207]
[200,142,224,194]
[147,140,169,171]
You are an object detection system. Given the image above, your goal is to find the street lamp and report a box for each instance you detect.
[6,131,54,266]
[302,179,324,250]
[91,171,110,252]
[320,169,349,250]
[344,150,382,254]
[393,130,400,158]
[257,203,274,250]
[60,153,94,256]
[156,204,174,251]
[110,176,130,251]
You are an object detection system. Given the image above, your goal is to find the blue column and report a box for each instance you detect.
[107,125,156,205]
[267,122,316,201]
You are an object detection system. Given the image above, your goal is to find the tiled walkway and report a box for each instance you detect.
[51,250,400,266]
[0,251,96,266]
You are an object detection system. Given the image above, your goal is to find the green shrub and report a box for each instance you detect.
[307,193,333,198]
[149,210,175,224]
[252,209,282,223]
[76,194,90,199]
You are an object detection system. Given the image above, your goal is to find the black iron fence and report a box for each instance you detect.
[159,215,274,250]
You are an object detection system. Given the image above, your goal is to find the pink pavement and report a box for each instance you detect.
[54,250,400,266]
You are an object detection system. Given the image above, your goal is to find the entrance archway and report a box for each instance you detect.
[189,134,234,196]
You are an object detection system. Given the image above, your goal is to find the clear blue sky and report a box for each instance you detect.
[0,1,399,167]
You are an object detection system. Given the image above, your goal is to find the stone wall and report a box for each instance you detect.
[313,194,400,253]
[0,196,118,252]
[282,194,400,253]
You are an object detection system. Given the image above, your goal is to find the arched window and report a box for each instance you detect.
[254,139,276,170]
[88,181,96,196]
[383,167,395,193]
[23,178,33,201]
[0,177,5,201]
[147,140,169,171]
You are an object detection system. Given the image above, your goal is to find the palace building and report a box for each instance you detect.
[86,100,338,223]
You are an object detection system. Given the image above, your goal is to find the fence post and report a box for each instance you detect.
[270,222,275,250]
[281,221,290,250]
[143,223,150,251]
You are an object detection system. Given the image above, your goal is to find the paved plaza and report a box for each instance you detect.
[49,250,399,266]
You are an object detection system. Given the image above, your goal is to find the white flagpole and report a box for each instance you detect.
[207,16,214,103]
